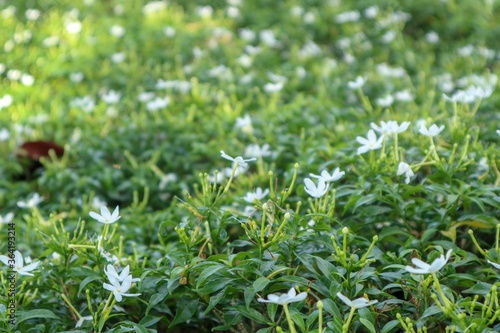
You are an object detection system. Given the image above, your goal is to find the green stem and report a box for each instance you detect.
[343,307,356,333]
[283,304,297,333]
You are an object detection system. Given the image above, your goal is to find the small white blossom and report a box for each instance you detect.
[356,130,383,155]
[376,95,394,107]
[304,178,329,198]
[104,265,140,284]
[101,90,121,104]
[89,206,121,224]
[110,25,125,37]
[103,275,141,302]
[258,287,307,305]
[309,168,345,182]
[0,251,39,277]
[245,144,271,158]
[397,162,414,184]
[243,188,269,203]
[419,124,445,137]
[0,95,13,110]
[487,260,500,270]
[220,150,256,168]
[405,249,453,274]
[0,128,10,141]
[337,292,377,309]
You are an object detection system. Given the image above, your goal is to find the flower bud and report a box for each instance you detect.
[317,300,323,309]
[342,227,349,235]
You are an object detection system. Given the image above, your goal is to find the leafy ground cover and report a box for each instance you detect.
[1,0,500,332]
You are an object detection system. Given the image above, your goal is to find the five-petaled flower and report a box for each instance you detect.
[103,275,141,302]
[419,124,445,137]
[303,178,329,198]
[0,250,39,276]
[405,249,453,274]
[397,162,414,184]
[257,287,307,305]
[336,292,378,309]
[104,264,140,284]
[220,150,257,168]
[356,130,383,155]
[89,206,121,224]
[309,167,345,182]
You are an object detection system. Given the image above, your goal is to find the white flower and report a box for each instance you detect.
[243,188,269,203]
[110,25,125,37]
[0,250,39,276]
[263,81,284,93]
[259,30,278,47]
[111,52,125,63]
[103,275,141,302]
[70,72,84,83]
[0,212,14,224]
[146,96,170,111]
[257,287,307,305]
[405,249,453,274]
[347,76,365,89]
[487,260,500,270]
[245,144,272,158]
[104,264,140,284]
[25,9,41,20]
[21,73,35,86]
[76,315,93,328]
[397,162,414,184]
[309,168,345,182]
[419,124,445,137]
[0,128,9,141]
[0,95,13,110]
[101,90,121,104]
[239,28,255,42]
[394,90,415,102]
[66,21,82,34]
[17,193,44,208]
[89,206,121,224]
[387,121,410,134]
[425,31,439,44]
[497,129,500,136]
[335,10,360,23]
[376,95,394,107]
[356,130,383,155]
[97,236,118,262]
[220,150,256,168]
[336,292,377,309]
[303,178,329,198]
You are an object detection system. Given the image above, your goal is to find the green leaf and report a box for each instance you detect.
[133,324,149,333]
[421,305,442,319]
[169,299,198,327]
[234,305,269,325]
[196,264,224,288]
[253,277,271,292]
[321,299,340,318]
[380,320,400,333]
[79,275,102,294]
[204,288,227,315]
[289,307,305,332]
[359,318,376,333]
[463,282,493,295]
[139,316,162,328]
[16,309,60,324]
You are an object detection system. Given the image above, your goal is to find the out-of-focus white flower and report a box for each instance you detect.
[0,128,10,141]
[195,5,213,18]
[259,30,278,47]
[0,212,14,224]
[335,10,360,23]
[43,36,60,47]
[394,90,414,102]
[263,81,284,93]
[164,26,176,37]
[70,72,84,83]
[0,95,13,110]
[419,124,445,137]
[243,188,270,203]
[227,6,240,18]
[7,70,20,81]
[21,73,35,86]
[245,144,272,158]
[66,21,82,34]
[146,96,170,111]
[101,90,121,104]
[76,316,93,328]
[25,9,41,20]
[304,12,315,24]
[220,150,256,168]
[364,6,379,18]
[397,162,414,184]
[138,92,155,102]
[239,28,255,42]
[347,76,366,89]
[111,52,125,63]
[309,168,345,182]
[425,31,439,44]
[143,1,167,15]
[110,25,125,37]
[381,30,396,44]
[17,193,44,208]
[376,95,394,107]
[376,63,406,78]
